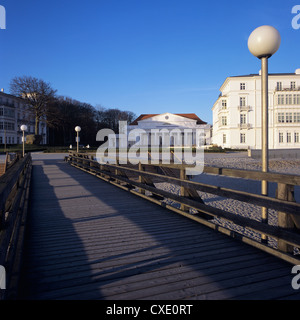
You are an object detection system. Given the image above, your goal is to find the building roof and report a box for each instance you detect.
[230,73,299,78]
[130,113,207,125]
[0,90,26,103]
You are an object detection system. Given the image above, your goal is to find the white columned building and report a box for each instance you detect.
[212,69,300,149]
[127,113,212,148]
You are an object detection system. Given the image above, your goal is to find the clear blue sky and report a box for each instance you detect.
[0,0,299,124]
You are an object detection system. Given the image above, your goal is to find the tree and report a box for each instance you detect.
[47,96,98,146]
[10,76,56,135]
[96,108,136,133]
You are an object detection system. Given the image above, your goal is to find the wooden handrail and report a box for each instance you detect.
[0,153,32,300]
[68,151,300,264]
[68,153,300,216]
[70,151,300,185]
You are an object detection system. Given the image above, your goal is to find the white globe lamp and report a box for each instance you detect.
[248,25,281,59]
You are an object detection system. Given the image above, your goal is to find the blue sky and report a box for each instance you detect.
[0,0,299,124]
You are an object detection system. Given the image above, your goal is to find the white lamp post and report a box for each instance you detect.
[20,124,28,157]
[248,25,281,243]
[75,126,81,153]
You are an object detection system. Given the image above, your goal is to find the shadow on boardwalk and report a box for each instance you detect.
[17,154,300,300]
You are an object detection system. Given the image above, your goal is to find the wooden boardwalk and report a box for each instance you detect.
[18,154,300,300]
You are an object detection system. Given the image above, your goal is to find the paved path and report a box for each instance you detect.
[18,153,300,300]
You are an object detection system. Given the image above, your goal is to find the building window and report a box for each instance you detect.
[277,113,285,123]
[279,132,284,143]
[240,133,246,144]
[287,132,291,143]
[276,82,282,91]
[221,116,227,126]
[295,132,299,143]
[291,81,296,90]
[221,99,227,109]
[4,122,15,131]
[277,94,285,105]
[240,97,246,107]
[286,112,293,123]
[294,113,300,123]
[286,94,293,105]
[0,136,2,144]
[223,134,226,144]
[240,113,246,124]
[294,94,300,105]
[240,83,246,90]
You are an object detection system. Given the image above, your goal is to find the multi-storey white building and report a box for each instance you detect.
[212,69,300,149]
[0,91,47,145]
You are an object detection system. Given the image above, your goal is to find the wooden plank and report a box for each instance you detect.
[34,251,274,300]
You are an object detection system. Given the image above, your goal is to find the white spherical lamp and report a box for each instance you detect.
[75,126,81,132]
[248,25,281,59]
[20,124,28,131]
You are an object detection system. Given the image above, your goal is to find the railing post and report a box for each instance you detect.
[138,162,145,195]
[180,168,189,212]
[115,159,120,184]
[276,183,295,253]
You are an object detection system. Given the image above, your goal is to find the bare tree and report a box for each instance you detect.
[97,108,137,133]
[10,76,56,135]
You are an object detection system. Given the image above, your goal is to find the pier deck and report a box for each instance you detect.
[18,154,300,300]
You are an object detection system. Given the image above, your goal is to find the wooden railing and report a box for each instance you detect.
[0,153,22,177]
[0,153,32,300]
[67,151,300,265]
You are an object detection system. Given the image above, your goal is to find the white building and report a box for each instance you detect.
[0,91,47,145]
[212,69,300,150]
[126,113,212,148]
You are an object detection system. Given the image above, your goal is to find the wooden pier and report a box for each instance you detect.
[9,153,299,300]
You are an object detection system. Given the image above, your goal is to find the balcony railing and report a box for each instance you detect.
[238,123,252,129]
[275,86,300,92]
[238,105,252,112]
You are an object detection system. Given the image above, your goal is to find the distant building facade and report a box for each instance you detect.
[0,91,47,145]
[212,69,300,149]
[126,113,212,147]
